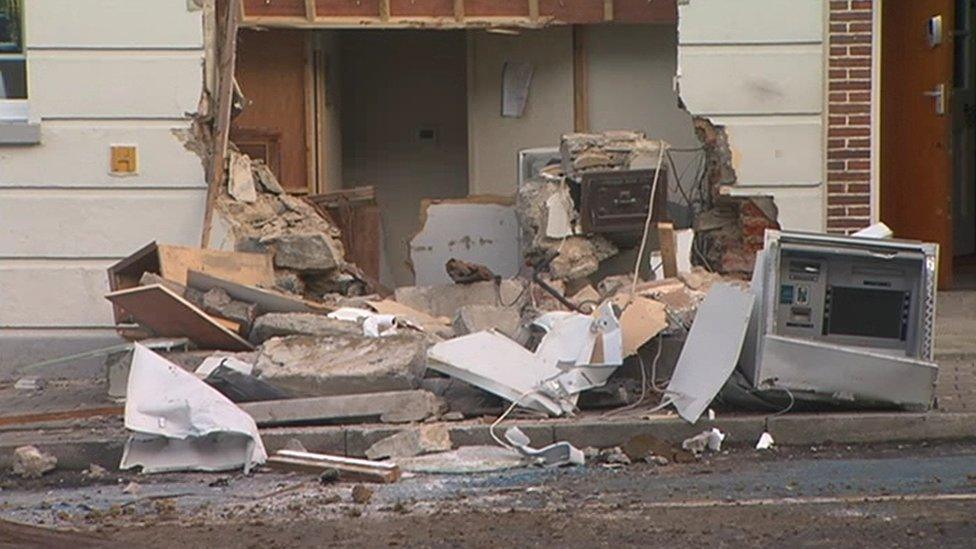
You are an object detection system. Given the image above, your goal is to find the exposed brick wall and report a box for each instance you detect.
[826,0,875,233]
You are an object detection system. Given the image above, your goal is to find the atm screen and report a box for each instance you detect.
[827,286,907,340]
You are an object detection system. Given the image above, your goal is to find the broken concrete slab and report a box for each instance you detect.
[254,333,428,397]
[200,287,257,331]
[394,280,528,319]
[12,446,57,478]
[452,305,521,339]
[228,151,257,203]
[239,390,445,426]
[259,232,340,272]
[187,270,329,315]
[364,425,452,460]
[249,312,362,344]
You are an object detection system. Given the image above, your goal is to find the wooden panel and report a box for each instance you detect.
[881,1,954,287]
[465,0,529,17]
[315,0,380,16]
[678,46,823,115]
[243,0,305,17]
[234,29,310,191]
[612,0,677,24]
[678,0,821,44]
[540,0,603,24]
[390,0,453,17]
[25,0,203,48]
[28,51,202,119]
[104,285,254,351]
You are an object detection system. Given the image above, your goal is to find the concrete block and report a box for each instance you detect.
[394,280,528,318]
[261,427,347,456]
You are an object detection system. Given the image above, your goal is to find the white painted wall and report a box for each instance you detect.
[678,0,826,231]
[0,0,207,376]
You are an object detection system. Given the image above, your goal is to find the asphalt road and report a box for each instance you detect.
[3,441,976,547]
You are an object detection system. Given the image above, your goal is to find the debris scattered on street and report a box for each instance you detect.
[11,446,57,479]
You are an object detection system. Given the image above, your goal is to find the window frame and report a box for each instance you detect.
[0,0,28,122]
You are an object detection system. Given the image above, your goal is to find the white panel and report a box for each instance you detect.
[679,0,824,45]
[679,46,824,115]
[25,0,203,49]
[708,116,824,186]
[0,260,116,327]
[29,51,203,118]
[0,189,206,257]
[725,186,825,232]
[0,121,205,187]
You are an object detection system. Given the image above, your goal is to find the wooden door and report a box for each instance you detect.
[881,1,955,287]
[232,29,313,192]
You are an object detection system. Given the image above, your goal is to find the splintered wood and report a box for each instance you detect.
[266,450,401,483]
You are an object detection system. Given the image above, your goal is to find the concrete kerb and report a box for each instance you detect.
[4,412,976,471]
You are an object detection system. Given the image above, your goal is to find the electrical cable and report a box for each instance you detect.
[630,139,668,300]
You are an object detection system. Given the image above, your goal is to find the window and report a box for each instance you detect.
[0,0,26,120]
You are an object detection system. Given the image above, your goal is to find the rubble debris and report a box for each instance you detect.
[365,425,452,460]
[445,258,496,284]
[105,284,254,351]
[12,446,57,478]
[252,158,285,195]
[187,270,328,315]
[665,283,754,423]
[122,481,141,495]
[395,446,526,474]
[239,390,445,426]
[82,463,108,480]
[681,428,726,456]
[504,427,584,467]
[266,449,400,484]
[429,302,624,416]
[254,333,428,397]
[621,434,696,464]
[756,432,775,450]
[559,131,666,176]
[592,447,631,467]
[367,299,454,338]
[328,307,399,338]
[694,196,779,275]
[195,355,253,378]
[227,150,258,203]
[410,197,520,286]
[120,345,267,474]
[203,365,292,403]
[394,280,528,319]
[14,376,44,392]
[249,312,361,344]
[200,287,258,332]
[351,484,374,504]
[452,305,522,339]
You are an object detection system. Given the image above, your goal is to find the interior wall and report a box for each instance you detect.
[340,30,469,287]
[467,27,575,196]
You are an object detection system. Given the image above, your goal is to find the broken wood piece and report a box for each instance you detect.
[239,390,444,426]
[105,284,254,351]
[657,222,678,278]
[307,185,376,208]
[612,294,668,356]
[267,450,400,483]
[186,270,330,315]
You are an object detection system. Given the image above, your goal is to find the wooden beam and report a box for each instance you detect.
[657,222,678,278]
[454,0,465,22]
[0,406,123,428]
[268,450,401,483]
[572,25,588,133]
[304,0,316,21]
[603,0,614,22]
[379,0,391,21]
[202,0,242,248]
[528,0,539,22]
[304,34,317,194]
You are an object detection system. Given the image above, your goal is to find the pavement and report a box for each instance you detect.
[3,441,976,547]
[934,290,976,412]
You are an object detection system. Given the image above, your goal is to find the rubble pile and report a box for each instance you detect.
[559,130,667,175]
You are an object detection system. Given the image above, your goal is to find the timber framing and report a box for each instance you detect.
[240,0,676,30]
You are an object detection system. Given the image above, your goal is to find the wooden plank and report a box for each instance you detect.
[272,449,401,483]
[0,406,123,428]
[304,33,318,193]
[657,222,678,278]
[603,0,613,21]
[240,390,440,426]
[155,245,275,287]
[186,270,330,314]
[528,0,538,22]
[105,285,254,351]
[308,185,377,208]
[202,0,242,248]
[454,0,465,21]
[304,0,317,20]
[379,0,391,20]
[572,25,588,133]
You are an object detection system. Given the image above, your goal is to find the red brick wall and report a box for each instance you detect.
[826,0,875,233]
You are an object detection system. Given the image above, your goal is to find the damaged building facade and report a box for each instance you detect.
[1,0,906,369]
